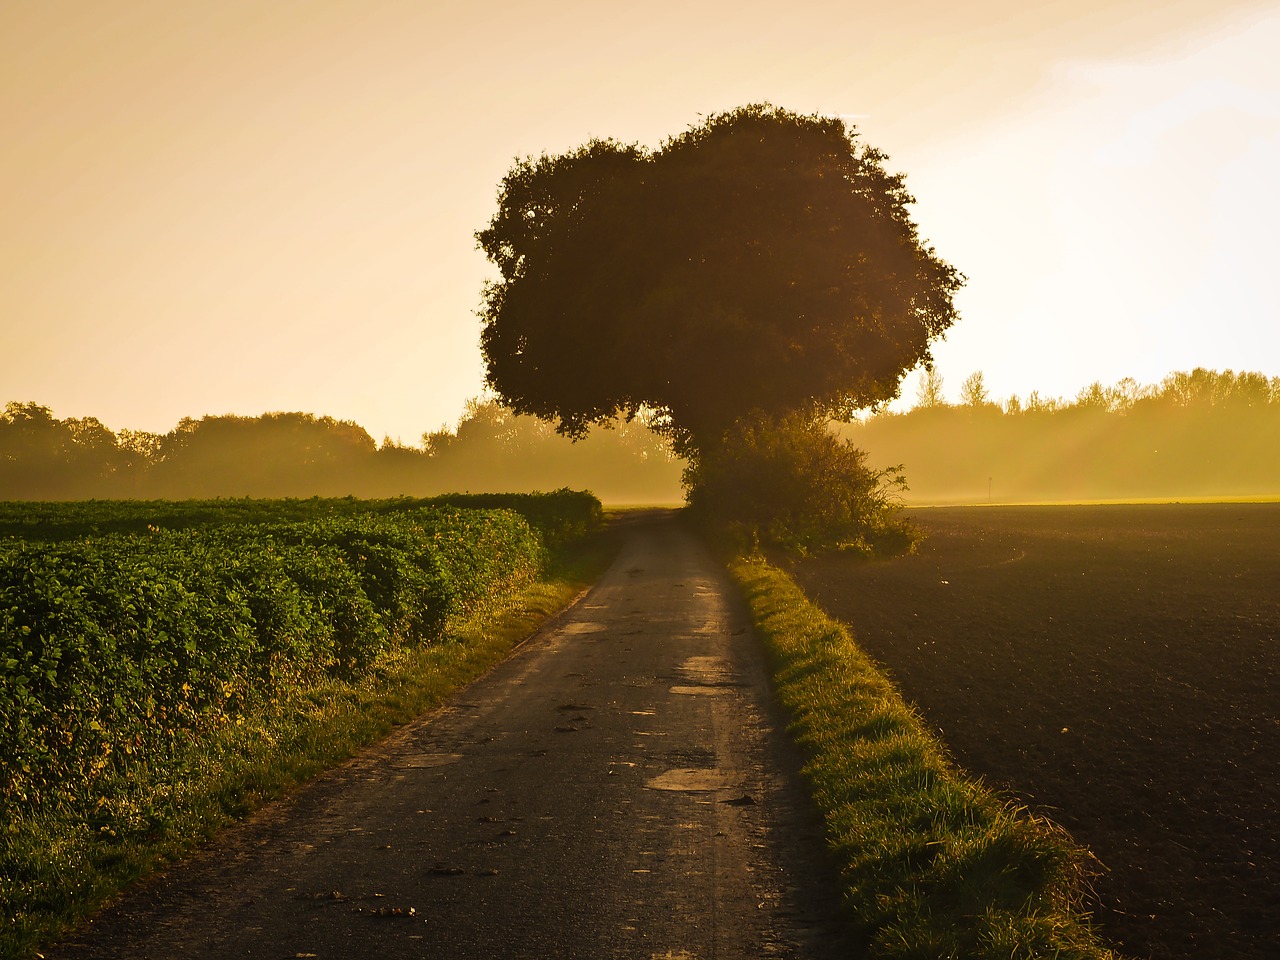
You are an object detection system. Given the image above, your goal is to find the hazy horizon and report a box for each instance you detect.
[6,368,1278,507]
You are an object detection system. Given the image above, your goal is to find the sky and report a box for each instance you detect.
[3,0,1278,444]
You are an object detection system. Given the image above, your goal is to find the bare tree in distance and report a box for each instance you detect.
[960,371,993,408]
[915,368,947,409]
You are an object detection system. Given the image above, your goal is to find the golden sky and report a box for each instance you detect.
[3,0,1277,442]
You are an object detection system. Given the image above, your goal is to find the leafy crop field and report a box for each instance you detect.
[0,490,602,812]
[791,503,1279,960]
[0,489,600,549]
[0,491,604,958]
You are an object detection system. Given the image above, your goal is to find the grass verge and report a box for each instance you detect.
[1,532,616,960]
[729,555,1123,959]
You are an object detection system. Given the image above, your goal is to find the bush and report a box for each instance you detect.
[418,489,604,549]
[684,411,917,556]
[0,505,553,813]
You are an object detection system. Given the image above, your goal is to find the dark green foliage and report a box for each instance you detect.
[0,494,597,815]
[425,488,604,549]
[477,104,962,453]
[262,518,451,647]
[0,489,603,546]
[477,105,960,552]
[684,412,917,557]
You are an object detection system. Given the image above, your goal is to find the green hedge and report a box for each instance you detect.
[0,505,556,813]
[0,488,604,546]
[423,489,605,549]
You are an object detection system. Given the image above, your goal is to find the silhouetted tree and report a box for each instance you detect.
[960,371,993,408]
[915,368,947,408]
[477,104,962,457]
[1024,390,1059,414]
[423,399,683,503]
[148,413,378,498]
[0,402,128,498]
[1157,368,1277,409]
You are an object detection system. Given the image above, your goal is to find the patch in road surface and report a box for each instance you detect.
[645,768,735,793]
[670,654,743,696]
[561,621,608,634]
[390,753,462,769]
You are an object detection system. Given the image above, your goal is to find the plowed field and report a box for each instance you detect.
[792,503,1278,960]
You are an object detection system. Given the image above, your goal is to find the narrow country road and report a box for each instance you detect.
[50,512,853,959]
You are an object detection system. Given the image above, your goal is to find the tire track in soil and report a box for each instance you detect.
[49,512,854,960]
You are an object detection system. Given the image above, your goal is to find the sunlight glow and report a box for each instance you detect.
[1,0,1276,439]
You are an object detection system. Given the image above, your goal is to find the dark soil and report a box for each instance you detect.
[792,503,1279,960]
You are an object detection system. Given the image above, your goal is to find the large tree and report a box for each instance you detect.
[477,104,963,457]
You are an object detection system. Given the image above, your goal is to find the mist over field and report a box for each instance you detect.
[843,368,1280,504]
[4,368,1278,506]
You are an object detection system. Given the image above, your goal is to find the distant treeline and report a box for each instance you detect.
[0,400,685,504]
[7,368,1278,505]
[842,368,1280,503]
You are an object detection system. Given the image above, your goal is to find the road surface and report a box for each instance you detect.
[51,512,853,959]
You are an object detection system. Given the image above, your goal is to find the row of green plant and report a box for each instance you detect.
[0,488,603,548]
[2,491,609,957]
[2,509,613,960]
[729,556,1119,959]
[0,496,602,815]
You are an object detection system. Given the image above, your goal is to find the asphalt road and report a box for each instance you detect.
[50,512,853,959]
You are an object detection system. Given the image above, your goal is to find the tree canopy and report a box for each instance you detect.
[477,104,963,454]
